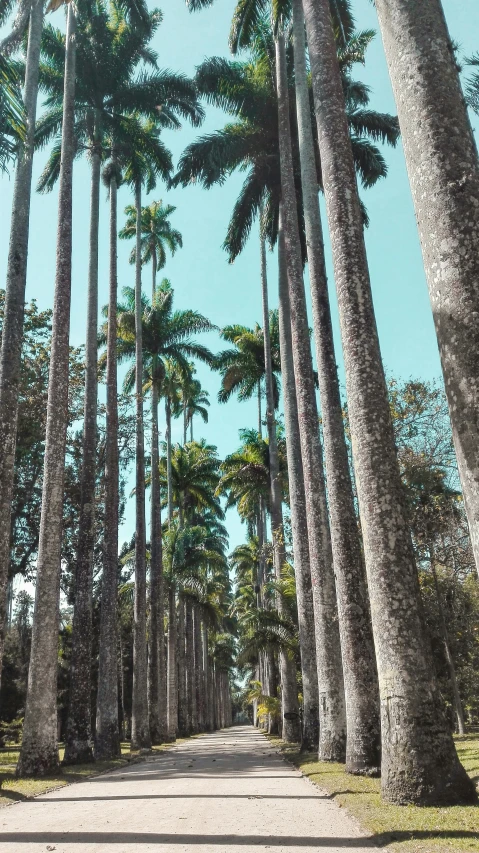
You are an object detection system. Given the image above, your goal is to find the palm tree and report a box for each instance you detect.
[16,0,77,778]
[110,281,215,741]
[95,156,123,760]
[374,0,479,582]
[180,374,210,443]
[36,0,198,760]
[301,0,476,803]
[290,0,381,773]
[0,0,43,692]
[216,318,281,436]
[120,200,183,294]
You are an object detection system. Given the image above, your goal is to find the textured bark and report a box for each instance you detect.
[276,35,346,761]
[277,225,319,751]
[186,598,198,733]
[302,0,476,805]
[194,607,204,731]
[16,5,77,777]
[429,546,465,735]
[292,0,379,773]
[0,0,43,691]
[260,222,317,748]
[95,164,120,761]
[64,143,102,765]
[375,0,479,579]
[148,377,166,743]
[177,595,188,735]
[167,586,178,740]
[131,181,150,751]
[166,398,173,526]
[203,624,213,731]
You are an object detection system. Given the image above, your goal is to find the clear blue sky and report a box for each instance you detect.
[1,0,478,554]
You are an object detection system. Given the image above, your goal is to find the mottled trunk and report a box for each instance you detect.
[375,0,479,579]
[148,377,166,743]
[17,4,77,777]
[178,595,188,735]
[166,398,173,526]
[302,0,476,804]
[292,0,379,772]
[131,180,150,751]
[95,164,120,760]
[429,545,465,735]
[277,227,318,751]
[167,586,178,740]
[186,598,197,733]
[203,623,213,731]
[261,217,318,749]
[276,34,346,761]
[194,607,204,731]
[0,0,43,689]
[64,142,102,765]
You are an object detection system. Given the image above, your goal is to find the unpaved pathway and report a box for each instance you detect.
[0,725,377,852]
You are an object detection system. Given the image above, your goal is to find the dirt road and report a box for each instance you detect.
[0,725,376,851]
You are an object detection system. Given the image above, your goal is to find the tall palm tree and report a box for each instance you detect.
[17,0,77,778]
[120,200,183,293]
[180,373,209,443]
[111,281,215,741]
[374,0,479,582]
[301,0,477,803]
[0,0,43,691]
[290,0,381,773]
[216,318,281,436]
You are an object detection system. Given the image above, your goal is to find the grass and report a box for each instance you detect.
[269,733,479,853]
[0,740,175,807]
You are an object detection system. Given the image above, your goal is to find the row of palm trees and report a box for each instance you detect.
[0,0,478,811]
[179,0,479,807]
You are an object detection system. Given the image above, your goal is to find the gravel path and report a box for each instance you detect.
[0,725,377,852]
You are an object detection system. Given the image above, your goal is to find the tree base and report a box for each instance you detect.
[62,740,94,766]
[16,745,59,778]
[94,727,121,762]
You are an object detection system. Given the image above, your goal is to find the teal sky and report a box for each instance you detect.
[1,0,478,555]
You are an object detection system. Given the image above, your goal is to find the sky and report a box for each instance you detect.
[1,0,479,557]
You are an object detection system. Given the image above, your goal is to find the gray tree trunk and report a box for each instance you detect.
[186,598,198,733]
[148,376,166,743]
[166,398,173,526]
[429,545,465,736]
[64,141,102,765]
[203,623,213,731]
[261,219,318,749]
[95,161,121,760]
[302,0,476,804]
[130,180,150,751]
[277,221,319,752]
[276,34,346,761]
[194,606,204,731]
[17,4,77,777]
[167,585,178,740]
[374,0,479,579]
[292,0,379,773]
[177,594,188,735]
[0,0,43,691]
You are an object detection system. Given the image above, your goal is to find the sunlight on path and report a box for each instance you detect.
[0,726,377,852]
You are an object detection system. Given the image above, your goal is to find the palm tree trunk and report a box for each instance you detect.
[167,584,178,740]
[0,0,43,690]
[276,33,346,761]
[186,598,197,733]
[148,376,166,743]
[194,606,204,731]
[203,623,212,731]
[166,398,173,526]
[301,0,476,805]
[64,139,102,765]
[95,160,121,760]
[259,219,316,746]
[276,222,319,752]
[257,381,262,437]
[17,3,77,777]
[131,179,150,751]
[177,594,188,735]
[374,0,479,579]
[291,0,379,773]
[429,544,465,735]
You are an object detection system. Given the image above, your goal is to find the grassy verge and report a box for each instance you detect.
[0,740,177,807]
[269,733,479,853]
